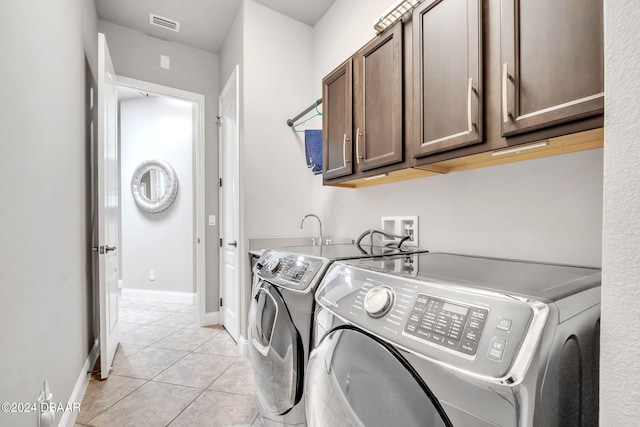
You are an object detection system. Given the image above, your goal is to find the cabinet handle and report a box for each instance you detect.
[342,133,350,166]
[502,63,514,123]
[356,128,362,164]
[467,78,477,133]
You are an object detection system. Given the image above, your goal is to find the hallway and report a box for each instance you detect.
[76,298,262,426]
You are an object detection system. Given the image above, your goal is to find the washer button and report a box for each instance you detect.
[488,337,507,362]
[470,308,488,321]
[463,328,480,342]
[460,340,478,355]
[468,317,485,330]
[443,338,458,349]
[496,318,512,331]
[363,286,394,317]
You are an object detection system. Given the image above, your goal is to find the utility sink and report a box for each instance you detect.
[287,237,354,247]
[248,236,354,255]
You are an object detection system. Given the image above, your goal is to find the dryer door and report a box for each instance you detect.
[305,327,453,427]
[249,280,304,416]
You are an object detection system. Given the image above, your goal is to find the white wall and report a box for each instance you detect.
[98,20,220,311]
[121,96,194,294]
[243,1,316,240]
[0,0,98,425]
[600,0,640,423]
[220,3,244,91]
[218,0,318,339]
[313,0,390,81]
[310,0,603,267]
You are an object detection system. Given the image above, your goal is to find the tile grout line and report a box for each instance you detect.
[148,338,239,389]
[202,356,241,390]
[83,377,149,426]
[252,413,261,426]
[83,301,191,424]
[82,299,257,426]
[149,325,245,425]
[157,319,237,426]
[163,386,209,427]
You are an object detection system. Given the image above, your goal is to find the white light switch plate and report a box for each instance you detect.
[160,55,170,69]
[208,215,216,226]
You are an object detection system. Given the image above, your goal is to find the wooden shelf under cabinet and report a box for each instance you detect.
[327,128,603,189]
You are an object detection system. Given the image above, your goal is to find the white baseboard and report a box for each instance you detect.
[201,311,219,326]
[238,335,249,357]
[59,339,99,427]
[121,288,196,304]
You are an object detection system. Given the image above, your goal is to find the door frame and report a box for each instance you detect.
[116,75,207,326]
[218,65,242,345]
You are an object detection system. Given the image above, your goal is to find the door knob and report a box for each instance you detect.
[227,241,238,247]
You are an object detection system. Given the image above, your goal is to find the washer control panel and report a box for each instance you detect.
[316,262,545,380]
[403,294,489,356]
[255,250,327,291]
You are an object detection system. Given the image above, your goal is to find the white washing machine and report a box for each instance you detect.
[306,253,601,426]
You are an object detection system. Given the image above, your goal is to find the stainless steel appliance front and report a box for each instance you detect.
[249,245,428,426]
[307,253,601,426]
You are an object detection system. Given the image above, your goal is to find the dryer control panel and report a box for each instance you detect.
[403,294,489,357]
[254,250,327,292]
[315,262,549,382]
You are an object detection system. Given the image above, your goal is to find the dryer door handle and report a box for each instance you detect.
[248,281,305,414]
[250,287,279,356]
[251,337,270,357]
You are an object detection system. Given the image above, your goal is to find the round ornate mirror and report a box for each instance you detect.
[131,159,179,213]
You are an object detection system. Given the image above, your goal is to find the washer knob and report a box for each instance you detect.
[364,286,394,318]
[266,257,281,273]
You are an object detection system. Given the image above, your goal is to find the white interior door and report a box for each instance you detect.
[219,66,240,341]
[97,33,120,379]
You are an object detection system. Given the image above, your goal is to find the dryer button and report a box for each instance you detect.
[496,318,512,331]
[488,337,507,362]
[364,286,394,318]
[266,257,281,273]
[460,340,478,355]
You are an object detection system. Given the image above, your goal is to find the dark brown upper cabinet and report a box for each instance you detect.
[322,59,353,180]
[500,0,604,136]
[353,21,404,172]
[319,0,604,188]
[413,0,483,159]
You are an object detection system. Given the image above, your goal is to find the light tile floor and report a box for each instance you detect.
[76,298,263,427]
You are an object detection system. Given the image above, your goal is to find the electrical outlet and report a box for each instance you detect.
[149,270,155,281]
[37,381,54,427]
[400,217,418,245]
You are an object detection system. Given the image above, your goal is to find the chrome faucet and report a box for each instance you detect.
[300,214,323,246]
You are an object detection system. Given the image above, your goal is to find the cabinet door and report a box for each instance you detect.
[501,0,604,136]
[354,21,403,172]
[413,0,482,158]
[323,59,353,180]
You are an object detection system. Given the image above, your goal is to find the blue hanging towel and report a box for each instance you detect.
[304,129,323,175]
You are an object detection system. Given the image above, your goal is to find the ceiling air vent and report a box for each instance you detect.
[149,14,180,32]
